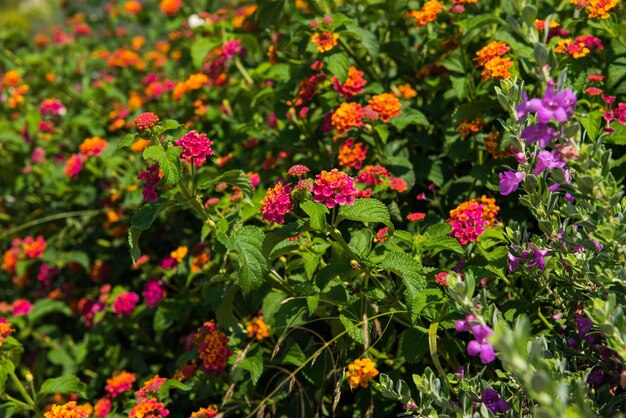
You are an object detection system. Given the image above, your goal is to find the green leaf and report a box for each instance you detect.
[117,133,136,149]
[326,52,350,80]
[315,262,352,291]
[237,346,264,385]
[0,361,15,395]
[280,343,306,366]
[262,219,309,258]
[349,229,374,259]
[343,24,380,57]
[390,108,429,131]
[340,314,365,344]
[163,119,181,130]
[230,226,268,293]
[306,294,319,315]
[28,299,71,323]
[197,170,254,200]
[39,376,88,399]
[300,201,329,231]
[157,379,191,398]
[256,0,285,29]
[153,301,178,332]
[378,252,427,320]
[400,327,429,363]
[128,202,173,263]
[142,145,182,186]
[420,235,464,255]
[337,198,390,226]
[191,38,218,69]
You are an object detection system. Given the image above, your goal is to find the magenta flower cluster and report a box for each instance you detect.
[175,130,214,166]
[260,182,293,225]
[310,169,357,208]
[137,163,161,202]
[142,279,166,308]
[455,315,496,364]
[112,291,139,317]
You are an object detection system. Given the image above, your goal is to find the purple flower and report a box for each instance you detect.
[521,123,559,148]
[482,388,511,414]
[575,313,595,343]
[517,86,577,124]
[534,150,565,175]
[467,324,496,363]
[527,244,549,270]
[586,368,605,387]
[499,171,524,195]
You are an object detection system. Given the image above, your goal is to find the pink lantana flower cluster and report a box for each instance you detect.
[175,130,214,166]
[311,169,357,208]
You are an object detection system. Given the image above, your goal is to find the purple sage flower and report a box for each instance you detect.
[482,388,511,414]
[521,123,560,148]
[499,171,524,196]
[467,324,496,363]
[517,86,577,124]
[534,150,565,175]
[527,244,549,271]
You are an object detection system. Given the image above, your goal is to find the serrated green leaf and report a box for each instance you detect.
[39,376,88,399]
[117,133,136,149]
[197,170,254,200]
[163,119,181,130]
[142,145,181,186]
[340,314,364,344]
[390,108,429,131]
[337,198,390,226]
[191,38,219,69]
[237,346,264,385]
[28,299,71,323]
[280,343,306,366]
[128,202,174,263]
[343,24,379,57]
[230,226,268,293]
[157,379,191,398]
[326,52,350,80]
[378,252,427,320]
[306,294,319,315]
[315,262,352,291]
[300,201,329,231]
[262,219,309,258]
[349,229,373,259]
[420,235,463,254]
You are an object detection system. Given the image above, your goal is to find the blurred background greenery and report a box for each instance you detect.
[0,0,62,32]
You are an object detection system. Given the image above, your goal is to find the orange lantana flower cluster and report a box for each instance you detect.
[246,316,270,342]
[338,138,368,169]
[346,358,379,389]
[475,41,514,81]
[406,0,443,28]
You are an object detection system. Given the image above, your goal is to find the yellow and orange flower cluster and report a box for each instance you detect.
[2,70,29,108]
[331,102,364,137]
[346,358,379,389]
[458,118,484,138]
[472,195,500,227]
[475,41,513,81]
[173,73,210,101]
[571,0,622,18]
[368,93,402,122]
[79,137,108,157]
[0,321,15,348]
[396,83,417,99]
[44,402,90,418]
[170,245,188,263]
[105,371,136,398]
[485,130,511,159]
[160,0,182,16]
[190,405,219,418]
[246,316,270,342]
[406,0,443,28]
[338,138,368,169]
[311,32,339,53]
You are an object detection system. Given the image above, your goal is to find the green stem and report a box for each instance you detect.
[0,209,105,240]
[234,57,254,85]
[428,322,456,395]
[9,371,42,417]
[329,227,360,261]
